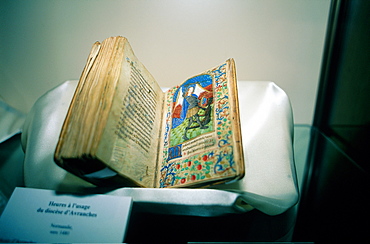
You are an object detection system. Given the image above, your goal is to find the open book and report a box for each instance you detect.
[54,36,244,188]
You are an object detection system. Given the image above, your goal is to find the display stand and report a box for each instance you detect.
[21,80,298,218]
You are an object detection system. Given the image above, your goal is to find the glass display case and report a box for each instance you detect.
[294,0,370,242]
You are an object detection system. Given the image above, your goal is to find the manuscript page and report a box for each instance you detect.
[96,39,163,188]
[156,59,244,188]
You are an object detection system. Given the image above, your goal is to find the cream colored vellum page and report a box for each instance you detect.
[96,40,163,188]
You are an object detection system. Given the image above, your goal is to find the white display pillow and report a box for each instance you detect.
[21,80,298,216]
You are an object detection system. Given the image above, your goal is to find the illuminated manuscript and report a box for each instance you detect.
[55,36,244,188]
